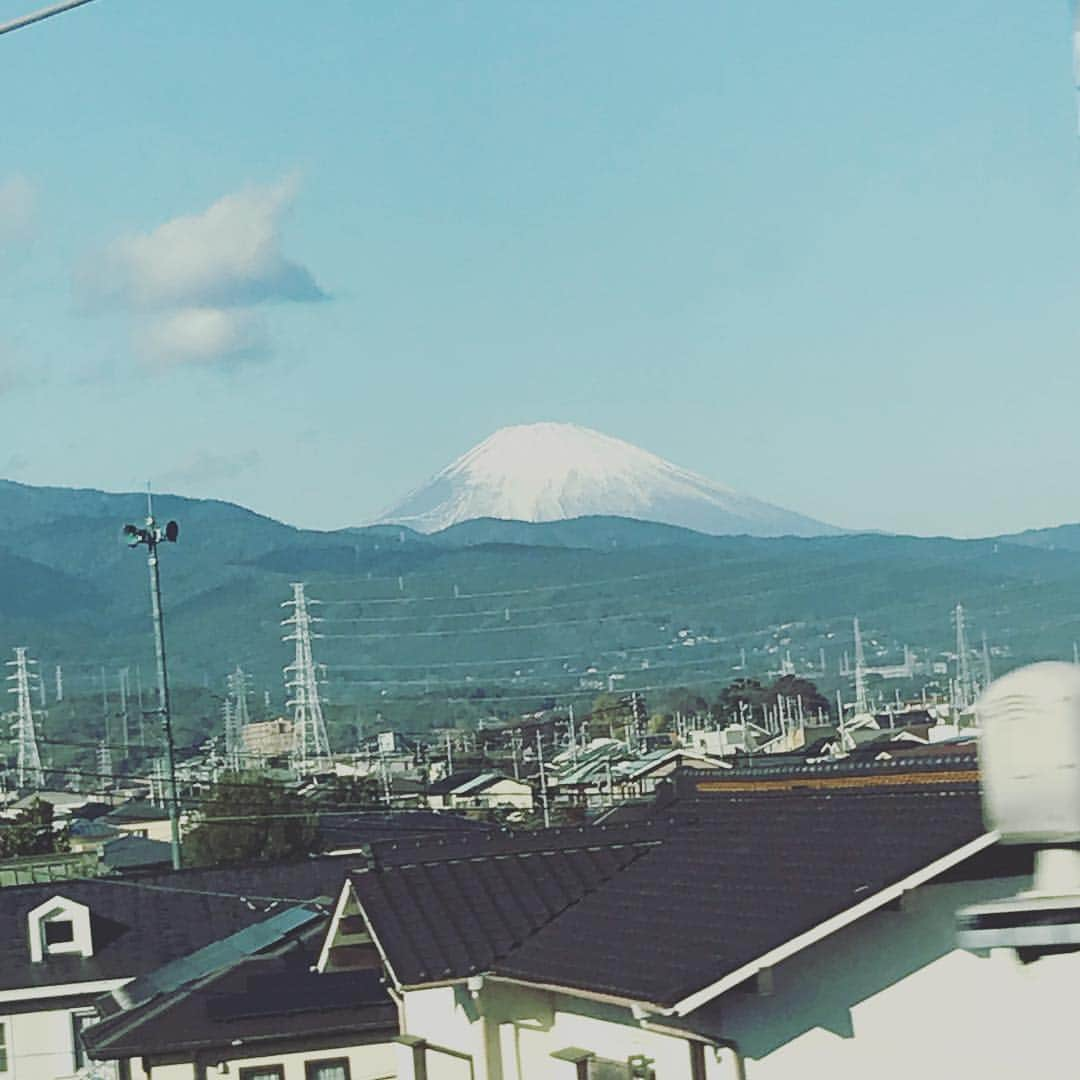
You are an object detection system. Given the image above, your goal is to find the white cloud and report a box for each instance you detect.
[139,307,265,369]
[78,177,325,368]
[0,175,34,246]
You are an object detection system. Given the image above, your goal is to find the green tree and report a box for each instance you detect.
[766,675,831,718]
[0,799,68,859]
[184,774,321,868]
[714,678,768,721]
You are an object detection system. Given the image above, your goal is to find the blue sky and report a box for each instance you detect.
[1,0,1077,536]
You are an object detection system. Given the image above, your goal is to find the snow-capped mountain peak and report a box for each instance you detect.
[373,422,837,537]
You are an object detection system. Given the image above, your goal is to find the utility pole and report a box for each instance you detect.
[954,603,972,710]
[122,497,182,870]
[536,730,550,828]
[221,698,237,771]
[54,664,63,703]
[511,728,522,780]
[568,704,578,764]
[97,740,113,787]
[8,647,43,790]
[101,665,109,749]
[853,617,868,715]
[118,667,130,756]
[282,583,332,774]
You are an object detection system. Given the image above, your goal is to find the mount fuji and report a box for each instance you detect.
[373,422,839,537]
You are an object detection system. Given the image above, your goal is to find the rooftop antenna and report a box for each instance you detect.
[8,647,43,790]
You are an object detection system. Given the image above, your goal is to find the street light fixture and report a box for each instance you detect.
[123,500,182,870]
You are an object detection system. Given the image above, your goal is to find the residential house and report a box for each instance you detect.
[82,902,398,1080]
[549,744,727,807]
[321,753,1076,1080]
[425,773,534,813]
[0,855,359,1079]
[99,802,175,845]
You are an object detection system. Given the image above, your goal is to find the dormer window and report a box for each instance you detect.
[44,920,75,946]
[27,896,93,962]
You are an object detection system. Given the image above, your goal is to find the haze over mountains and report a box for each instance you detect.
[2,469,1080,726]
[373,423,840,538]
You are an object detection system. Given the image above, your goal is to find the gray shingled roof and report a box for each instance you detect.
[82,917,396,1062]
[353,781,987,1008]
[0,856,358,994]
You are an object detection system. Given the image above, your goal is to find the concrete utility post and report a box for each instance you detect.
[123,499,182,870]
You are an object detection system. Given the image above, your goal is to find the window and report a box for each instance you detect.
[304,1059,352,1080]
[27,895,94,962]
[45,920,75,946]
[238,1068,284,1080]
[0,1020,8,1073]
[71,1011,96,1071]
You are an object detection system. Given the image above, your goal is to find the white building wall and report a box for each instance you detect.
[1,1005,126,1080]
[140,1042,395,1080]
[697,875,1078,1080]
[400,982,721,1080]
[396,873,1080,1080]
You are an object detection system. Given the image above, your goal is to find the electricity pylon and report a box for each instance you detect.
[8,647,44,790]
[282,583,332,772]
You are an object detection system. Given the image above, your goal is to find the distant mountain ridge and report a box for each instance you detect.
[4,476,1080,722]
[373,423,840,538]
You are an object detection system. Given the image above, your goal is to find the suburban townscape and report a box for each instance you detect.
[2,1,1078,1078]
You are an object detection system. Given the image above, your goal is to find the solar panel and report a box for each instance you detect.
[113,905,321,1012]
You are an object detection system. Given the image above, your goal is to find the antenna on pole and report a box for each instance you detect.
[8,647,44,790]
[282,583,332,773]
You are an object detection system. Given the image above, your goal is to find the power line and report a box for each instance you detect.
[0,0,101,36]
[329,652,738,689]
[311,554,759,601]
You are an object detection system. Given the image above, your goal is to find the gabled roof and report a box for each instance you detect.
[69,818,122,840]
[316,809,493,852]
[0,855,360,995]
[351,778,989,1011]
[425,771,485,796]
[83,914,396,1062]
[350,822,669,985]
[100,835,173,872]
[101,801,171,824]
[452,772,526,796]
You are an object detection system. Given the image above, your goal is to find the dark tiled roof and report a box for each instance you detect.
[83,921,396,1061]
[316,810,492,852]
[672,752,979,794]
[100,835,173,871]
[69,818,122,840]
[356,784,986,1008]
[352,824,667,985]
[0,855,359,994]
[102,801,171,823]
